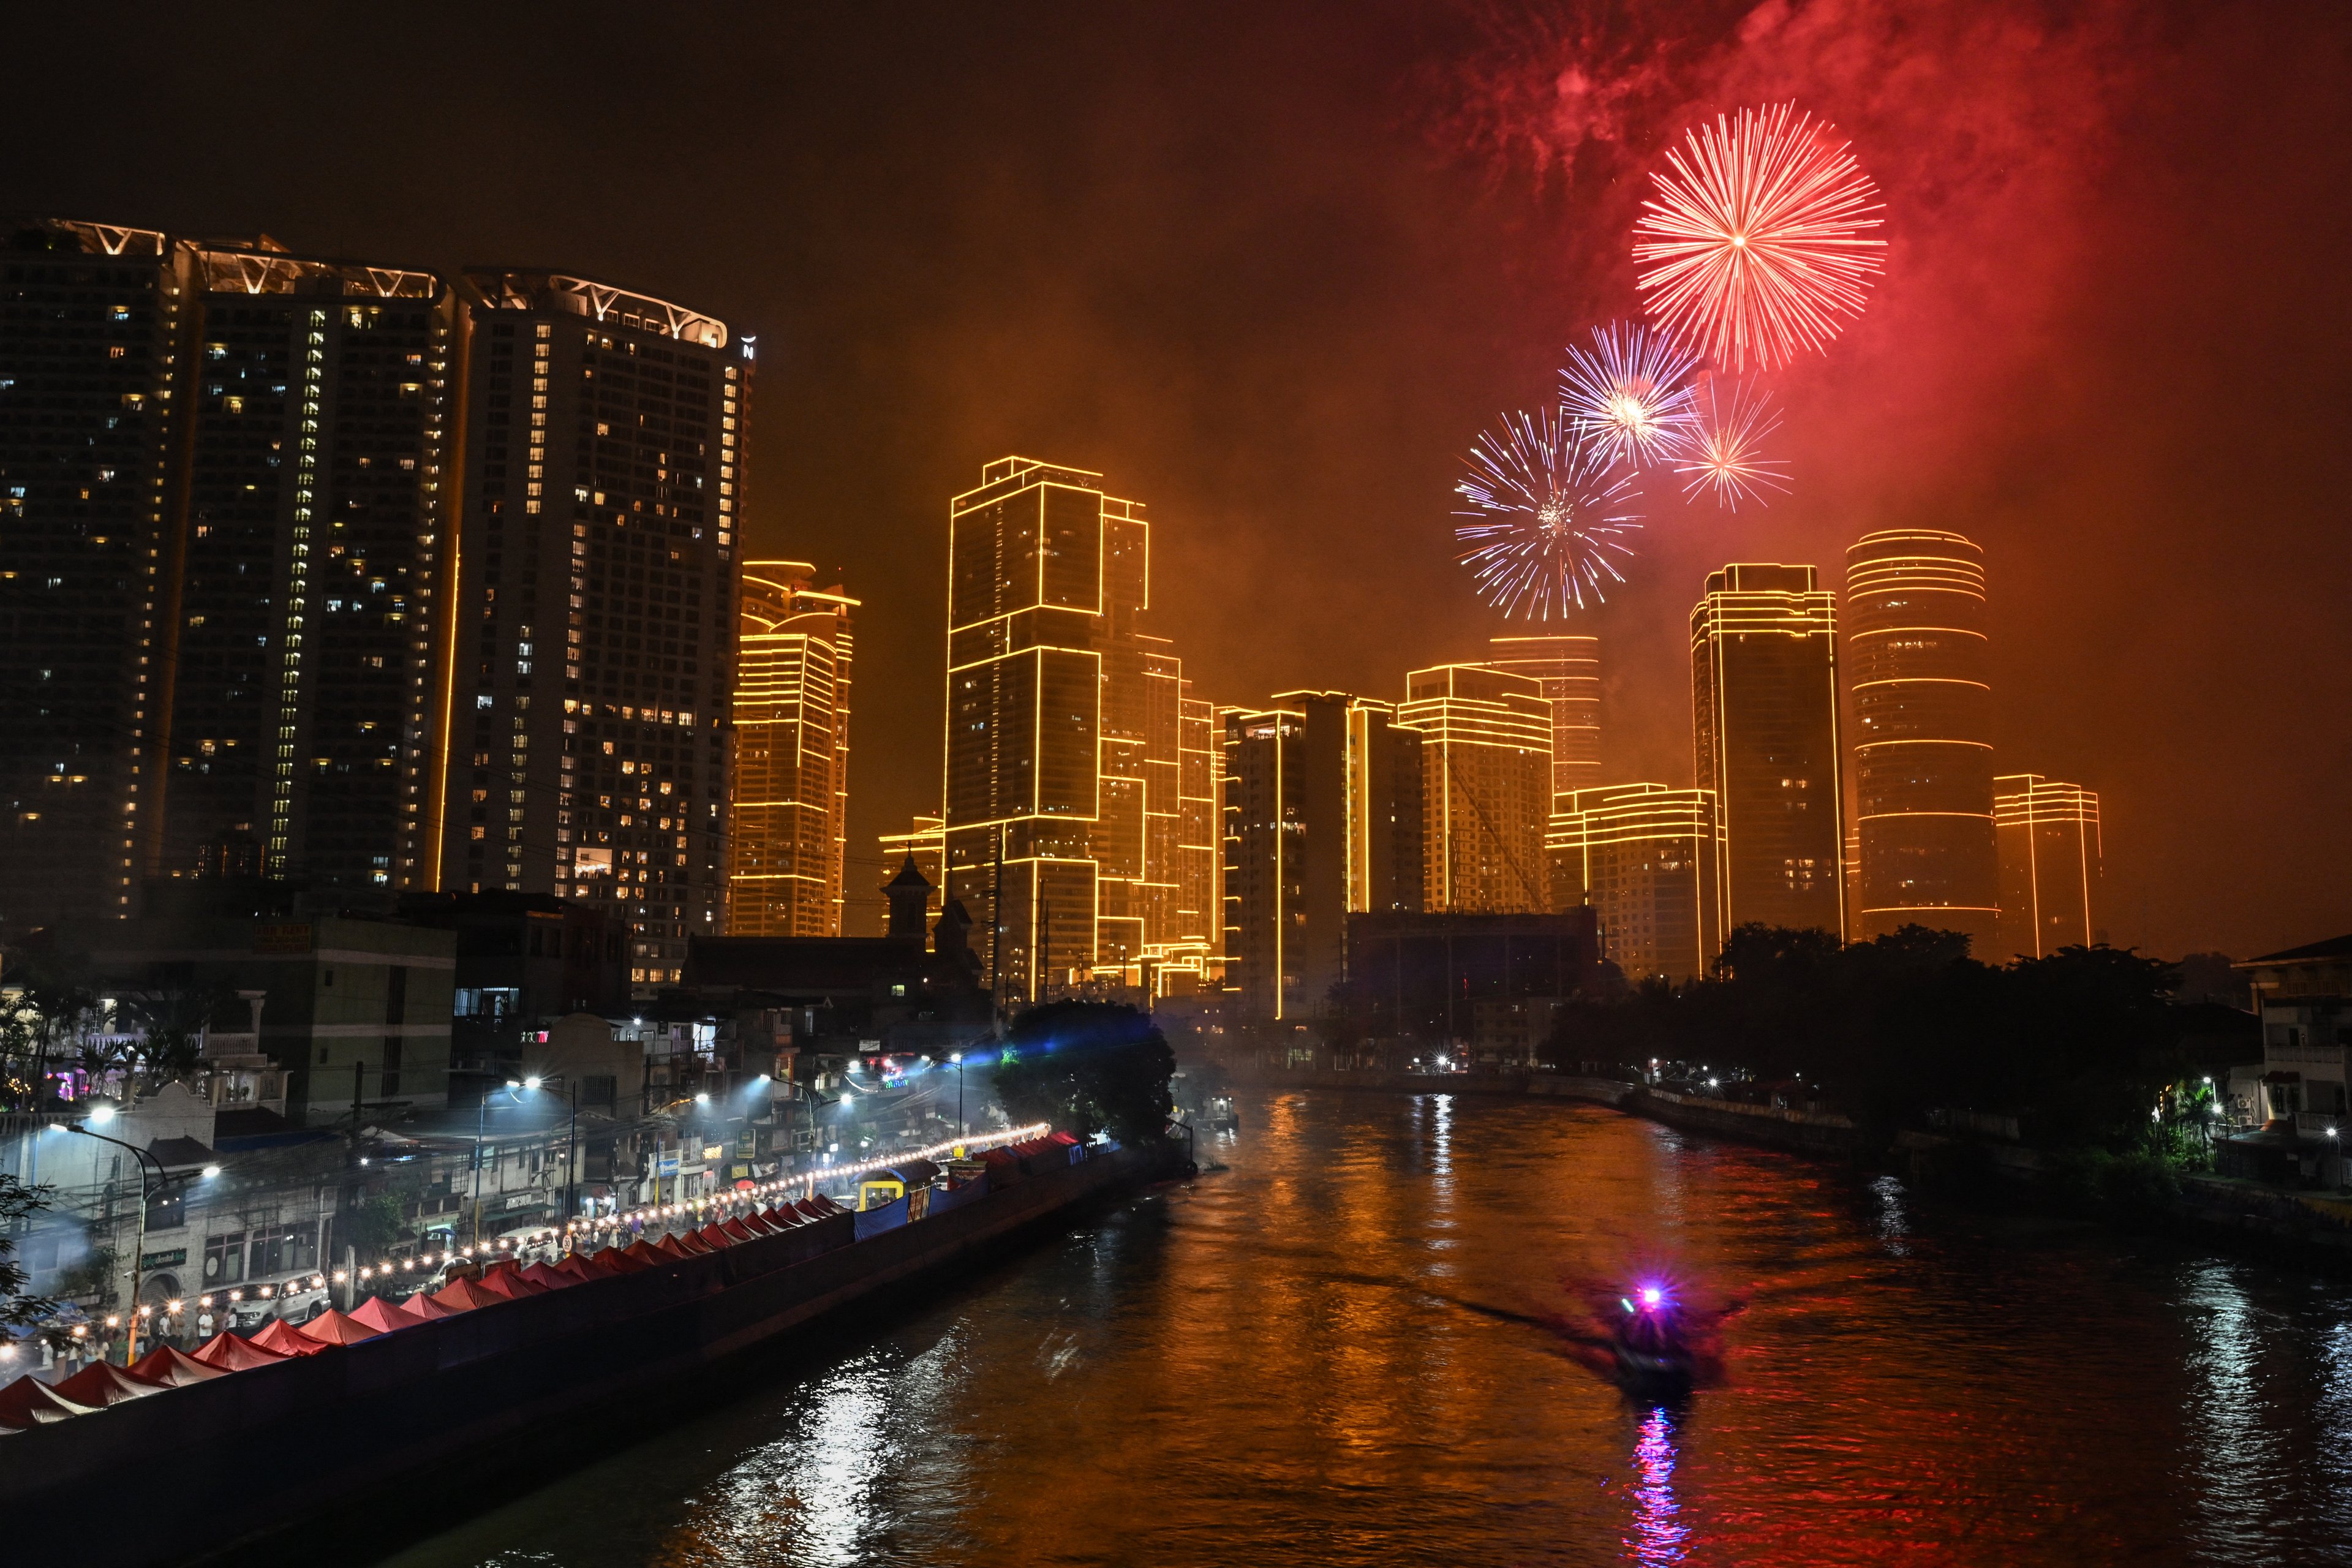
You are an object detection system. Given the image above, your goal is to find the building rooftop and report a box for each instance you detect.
[2241,935,2352,966]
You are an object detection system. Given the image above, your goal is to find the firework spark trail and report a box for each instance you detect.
[1676,375,1790,511]
[1559,321,1702,469]
[1633,102,1887,371]
[1454,409,1642,620]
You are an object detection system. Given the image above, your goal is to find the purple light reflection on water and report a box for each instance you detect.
[1626,1406,1691,1566]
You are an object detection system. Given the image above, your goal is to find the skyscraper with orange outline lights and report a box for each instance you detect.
[1480,634,1600,811]
[1691,564,1846,937]
[1846,529,1999,947]
[726,562,854,936]
[1994,774,2102,958]
[943,458,1188,1003]
[1398,663,1552,913]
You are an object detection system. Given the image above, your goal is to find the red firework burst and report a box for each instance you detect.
[1633,102,1887,371]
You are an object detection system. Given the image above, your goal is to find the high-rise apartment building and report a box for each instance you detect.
[1547,783,1724,982]
[1691,564,1845,937]
[1481,634,1600,809]
[1847,529,1998,946]
[446,271,750,992]
[1223,697,1343,1020]
[163,241,463,894]
[1344,699,1425,918]
[941,458,1193,1002]
[1163,684,1224,990]
[727,562,854,937]
[1399,664,1551,913]
[1993,774,2102,958]
[1,219,195,925]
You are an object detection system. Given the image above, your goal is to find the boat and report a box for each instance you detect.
[1612,1286,1693,1384]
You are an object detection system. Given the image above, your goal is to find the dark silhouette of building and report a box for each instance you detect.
[1691,563,1846,937]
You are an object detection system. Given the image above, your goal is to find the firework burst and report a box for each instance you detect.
[1454,409,1642,619]
[1559,321,1702,469]
[1675,376,1790,511]
[1632,102,1887,371]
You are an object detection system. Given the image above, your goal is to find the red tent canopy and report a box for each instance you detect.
[298,1309,383,1346]
[190,1331,291,1371]
[129,1345,226,1387]
[734,1212,775,1236]
[588,1245,650,1273]
[429,1276,505,1313]
[399,1291,463,1321]
[620,1238,674,1267]
[718,1217,758,1241]
[250,1319,331,1357]
[53,1359,164,1408]
[761,1207,803,1229]
[471,1268,545,1301]
[518,1261,578,1291]
[347,1297,428,1334]
[548,1254,604,1284]
[695,1223,736,1250]
[1047,1131,1080,1146]
[0,1374,96,1428]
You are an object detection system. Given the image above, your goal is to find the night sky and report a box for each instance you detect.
[6,1,2343,956]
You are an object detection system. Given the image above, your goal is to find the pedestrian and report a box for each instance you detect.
[197,1305,215,1340]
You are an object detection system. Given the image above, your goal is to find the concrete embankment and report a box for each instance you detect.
[2,1144,1175,1568]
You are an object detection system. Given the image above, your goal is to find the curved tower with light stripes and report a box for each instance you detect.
[1845,529,1999,946]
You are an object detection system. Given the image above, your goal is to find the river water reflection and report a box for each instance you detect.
[377,1092,2352,1567]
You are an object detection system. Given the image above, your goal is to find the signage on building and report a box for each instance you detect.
[255,922,314,954]
[140,1248,188,1270]
[701,1144,724,1160]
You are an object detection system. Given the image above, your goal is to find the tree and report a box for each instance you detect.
[0,1173,56,1332]
[993,1000,1175,1145]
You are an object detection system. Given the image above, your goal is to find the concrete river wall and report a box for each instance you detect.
[1,1144,1173,1568]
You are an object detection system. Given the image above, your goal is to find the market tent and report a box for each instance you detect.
[620,1238,674,1267]
[733,1212,775,1236]
[718,1217,758,1242]
[548,1254,605,1284]
[761,1207,804,1229]
[589,1245,650,1273]
[53,1359,165,1408]
[1047,1131,1080,1147]
[250,1319,332,1357]
[399,1291,464,1321]
[471,1267,545,1302]
[695,1223,736,1250]
[429,1276,505,1313]
[129,1344,227,1387]
[298,1309,383,1346]
[670,1230,715,1254]
[894,1159,944,1186]
[518,1261,578,1291]
[0,1374,96,1428]
[347,1297,428,1334]
[190,1330,291,1371]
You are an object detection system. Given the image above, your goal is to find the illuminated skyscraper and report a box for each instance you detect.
[163,241,463,894]
[1223,698,1337,1020]
[943,458,1189,1001]
[1480,634,1600,809]
[1161,684,1224,990]
[447,270,750,992]
[1399,664,1551,913]
[1691,564,1845,936]
[727,562,854,937]
[1994,774,2103,958]
[1344,699,1425,917]
[1547,784,1724,982]
[1,220,197,924]
[1847,529,1998,946]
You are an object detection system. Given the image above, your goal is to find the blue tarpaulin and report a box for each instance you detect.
[927,1174,990,1215]
[852,1194,910,1240]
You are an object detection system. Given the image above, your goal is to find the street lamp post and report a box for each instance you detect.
[62,1107,214,1365]
[518,1076,579,1235]
[950,1052,965,1141]
[473,1076,526,1248]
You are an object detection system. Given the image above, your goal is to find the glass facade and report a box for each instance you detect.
[1994,774,2103,958]
[728,562,855,937]
[1547,783,1724,982]
[1398,665,1552,914]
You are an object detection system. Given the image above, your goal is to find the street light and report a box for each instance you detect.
[473,1077,529,1247]
[57,1115,214,1364]
[950,1052,965,1140]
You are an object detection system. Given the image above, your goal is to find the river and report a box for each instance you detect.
[373,1091,2352,1566]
